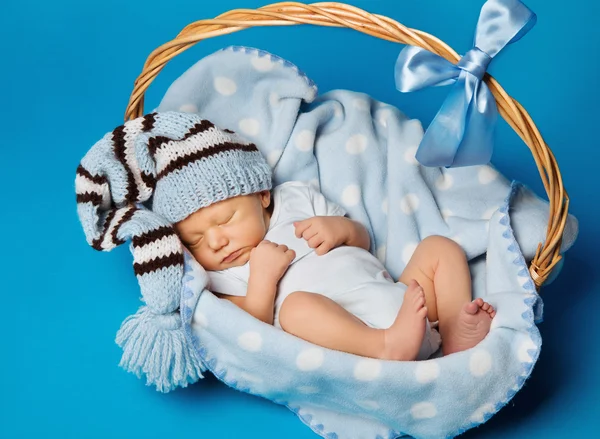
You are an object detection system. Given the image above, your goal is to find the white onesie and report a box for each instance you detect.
[207,181,441,359]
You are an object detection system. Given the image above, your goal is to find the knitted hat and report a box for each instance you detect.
[75,111,272,392]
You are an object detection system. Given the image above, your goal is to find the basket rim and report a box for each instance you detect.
[123,1,569,289]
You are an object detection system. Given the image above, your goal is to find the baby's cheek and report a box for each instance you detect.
[191,248,215,270]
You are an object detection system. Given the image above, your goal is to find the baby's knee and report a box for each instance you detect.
[279,291,314,330]
[422,235,466,259]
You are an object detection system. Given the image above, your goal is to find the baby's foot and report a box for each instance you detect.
[442,298,496,355]
[382,280,428,361]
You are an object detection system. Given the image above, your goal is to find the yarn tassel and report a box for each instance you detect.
[116,306,204,392]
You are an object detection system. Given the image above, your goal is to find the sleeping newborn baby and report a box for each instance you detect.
[175,180,496,361]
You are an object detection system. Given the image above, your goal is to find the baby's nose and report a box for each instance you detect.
[207,228,228,250]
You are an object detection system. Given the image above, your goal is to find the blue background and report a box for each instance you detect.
[2,0,598,437]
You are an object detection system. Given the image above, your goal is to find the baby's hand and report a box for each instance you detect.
[250,240,296,284]
[294,216,347,256]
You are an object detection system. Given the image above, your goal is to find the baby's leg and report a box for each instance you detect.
[398,236,496,355]
[278,287,428,361]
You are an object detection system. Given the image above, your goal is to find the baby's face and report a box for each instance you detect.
[175,191,271,271]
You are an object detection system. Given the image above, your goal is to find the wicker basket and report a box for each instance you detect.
[124,1,569,289]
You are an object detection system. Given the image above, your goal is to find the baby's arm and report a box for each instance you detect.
[217,241,295,325]
[243,273,279,324]
[294,216,370,255]
[340,218,370,251]
[215,277,278,324]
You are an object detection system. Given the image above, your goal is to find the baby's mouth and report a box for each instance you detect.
[222,248,243,263]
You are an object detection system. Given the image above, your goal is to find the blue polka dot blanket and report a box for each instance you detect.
[155,46,578,438]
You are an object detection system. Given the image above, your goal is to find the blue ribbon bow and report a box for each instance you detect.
[394,0,537,167]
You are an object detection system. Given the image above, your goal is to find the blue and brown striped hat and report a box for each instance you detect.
[74,111,272,392]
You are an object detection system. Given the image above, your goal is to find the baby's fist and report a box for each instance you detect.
[250,240,296,283]
[294,216,346,256]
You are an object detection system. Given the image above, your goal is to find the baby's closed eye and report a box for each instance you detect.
[190,235,204,246]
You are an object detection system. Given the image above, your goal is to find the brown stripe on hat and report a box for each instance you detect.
[183,119,215,140]
[76,164,107,185]
[111,205,137,247]
[92,208,118,251]
[90,205,136,251]
[140,171,156,192]
[147,136,162,157]
[142,113,156,132]
[112,125,139,204]
[133,252,184,276]
[76,192,103,206]
[148,120,215,156]
[156,141,260,180]
[132,225,176,247]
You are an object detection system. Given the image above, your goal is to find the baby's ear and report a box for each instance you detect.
[259,190,271,208]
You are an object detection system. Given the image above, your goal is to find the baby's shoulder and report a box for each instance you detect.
[273,180,315,199]
[274,180,313,191]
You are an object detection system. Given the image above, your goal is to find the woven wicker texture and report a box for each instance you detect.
[124,1,569,288]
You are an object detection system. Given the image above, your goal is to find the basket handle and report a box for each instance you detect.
[124,1,569,289]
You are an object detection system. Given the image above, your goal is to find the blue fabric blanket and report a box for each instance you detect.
[157,46,578,439]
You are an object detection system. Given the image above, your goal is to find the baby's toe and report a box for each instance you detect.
[464,301,479,315]
[415,294,425,308]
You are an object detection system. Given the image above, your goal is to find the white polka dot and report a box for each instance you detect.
[353,98,370,111]
[435,173,454,190]
[240,372,263,384]
[297,385,319,394]
[478,166,499,184]
[518,337,537,363]
[467,392,479,405]
[404,119,425,145]
[214,76,237,95]
[414,361,440,383]
[470,403,495,423]
[404,146,419,165]
[345,134,368,154]
[267,149,282,168]
[441,208,453,219]
[341,184,361,207]
[239,118,260,136]
[356,400,380,410]
[400,194,420,214]
[402,242,418,264]
[178,103,198,113]
[469,349,492,376]
[294,130,314,152]
[238,331,262,352]
[381,198,388,214]
[296,348,325,371]
[193,312,208,328]
[377,245,386,262]
[377,109,392,127]
[269,92,279,106]
[333,104,343,118]
[410,402,437,419]
[251,55,275,71]
[353,359,382,381]
[482,206,498,220]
